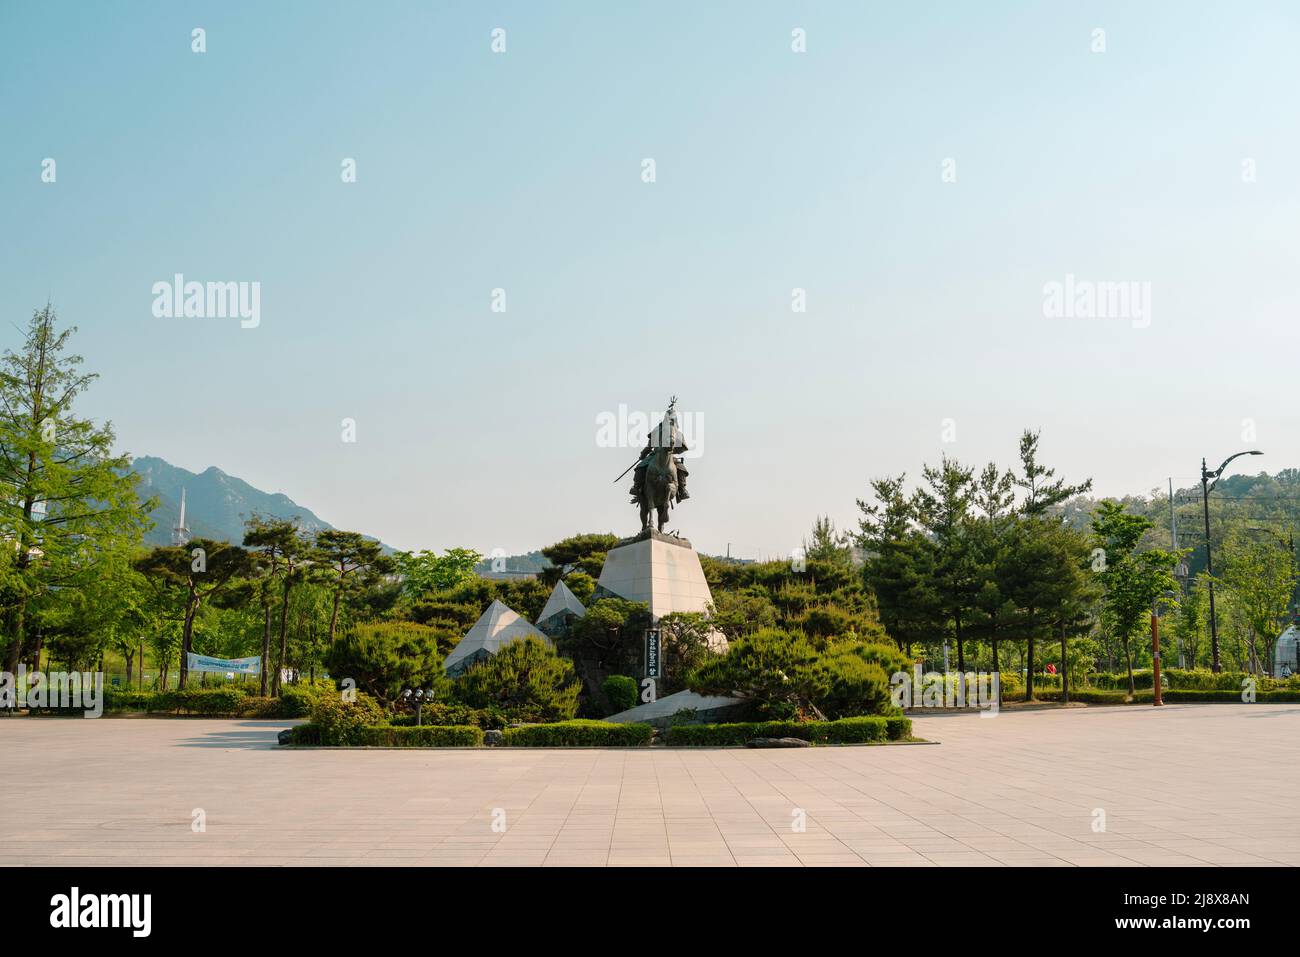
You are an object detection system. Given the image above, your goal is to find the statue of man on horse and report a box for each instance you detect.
[617,397,691,534]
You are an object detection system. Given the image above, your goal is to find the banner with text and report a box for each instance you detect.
[186,653,261,675]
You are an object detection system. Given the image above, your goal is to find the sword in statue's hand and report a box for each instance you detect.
[613,456,643,484]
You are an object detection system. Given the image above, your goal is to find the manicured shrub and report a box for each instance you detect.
[602,675,638,714]
[689,628,898,720]
[389,702,508,729]
[812,647,891,719]
[286,723,322,745]
[500,720,653,747]
[356,725,483,747]
[1015,689,1128,704]
[454,636,580,722]
[324,621,447,705]
[272,685,322,718]
[885,715,911,740]
[662,715,901,746]
[307,693,387,745]
[688,628,822,719]
[1138,689,1300,703]
[104,687,249,714]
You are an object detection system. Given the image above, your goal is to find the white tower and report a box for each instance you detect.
[172,488,190,545]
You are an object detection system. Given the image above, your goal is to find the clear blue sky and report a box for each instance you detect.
[2,2,1298,557]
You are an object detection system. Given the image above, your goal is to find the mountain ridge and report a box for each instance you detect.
[130,455,358,548]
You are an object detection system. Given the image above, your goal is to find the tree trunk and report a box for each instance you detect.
[4,599,27,676]
[274,580,293,696]
[955,612,965,674]
[1026,635,1035,701]
[179,591,198,689]
[260,602,272,696]
[991,637,1000,704]
[1059,619,1069,704]
[328,588,341,645]
[1123,637,1135,696]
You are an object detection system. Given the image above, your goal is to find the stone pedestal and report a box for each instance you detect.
[594,530,715,619]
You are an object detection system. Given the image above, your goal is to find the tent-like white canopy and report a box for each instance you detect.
[536,579,586,634]
[443,599,549,677]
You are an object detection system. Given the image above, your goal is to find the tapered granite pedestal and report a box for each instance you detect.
[593,529,715,618]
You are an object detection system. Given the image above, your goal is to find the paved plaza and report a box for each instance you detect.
[2,704,1297,867]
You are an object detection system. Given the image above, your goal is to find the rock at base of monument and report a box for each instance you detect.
[484,729,504,747]
[617,527,693,550]
[606,690,749,727]
[277,729,294,746]
[745,737,812,749]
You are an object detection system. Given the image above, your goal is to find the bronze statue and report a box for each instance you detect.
[618,397,690,533]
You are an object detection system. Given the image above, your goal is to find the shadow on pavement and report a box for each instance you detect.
[177,721,293,749]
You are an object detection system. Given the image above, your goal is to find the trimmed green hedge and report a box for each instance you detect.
[500,720,653,747]
[1013,687,1300,704]
[1015,689,1128,704]
[356,725,483,747]
[104,688,248,715]
[663,715,909,747]
[286,723,482,747]
[1134,689,1300,704]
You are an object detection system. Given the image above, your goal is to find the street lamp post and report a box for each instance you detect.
[401,687,432,726]
[1200,449,1263,673]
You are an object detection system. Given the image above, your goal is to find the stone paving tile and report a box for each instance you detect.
[3,705,1298,867]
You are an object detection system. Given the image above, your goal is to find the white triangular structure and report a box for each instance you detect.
[536,579,586,635]
[444,599,550,677]
[1276,623,1299,677]
[606,690,747,726]
[172,488,190,545]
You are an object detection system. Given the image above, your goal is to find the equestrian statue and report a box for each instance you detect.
[614,396,691,534]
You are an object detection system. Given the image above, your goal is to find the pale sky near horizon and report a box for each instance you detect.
[2,2,1298,558]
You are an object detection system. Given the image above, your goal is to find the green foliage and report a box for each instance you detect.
[0,306,152,673]
[540,533,619,583]
[453,636,581,721]
[354,725,483,747]
[601,674,638,714]
[389,702,509,729]
[394,548,483,600]
[687,628,896,720]
[688,628,821,719]
[306,692,387,745]
[500,720,653,747]
[324,621,445,705]
[662,715,908,746]
[1091,499,1183,692]
[809,645,893,719]
[561,596,652,677]
[103,686,249,715]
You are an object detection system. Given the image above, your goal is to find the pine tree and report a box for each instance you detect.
[0,305,150,673]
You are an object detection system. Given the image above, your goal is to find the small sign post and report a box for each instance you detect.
[645,627,661,680]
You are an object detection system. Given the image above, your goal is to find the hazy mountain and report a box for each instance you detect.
[130,456,342,548]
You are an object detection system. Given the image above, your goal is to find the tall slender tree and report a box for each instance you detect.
[311,529,394,645]
[135,538,253,688]
[855,475,936,656]
[914,456,977,673]
[1091,500,1182,695]
[242,517,307,695]
[0,305,150,673]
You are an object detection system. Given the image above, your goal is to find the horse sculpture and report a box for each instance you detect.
[639,446,678,533]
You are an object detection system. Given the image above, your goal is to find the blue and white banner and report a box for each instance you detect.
[186,653,261,675]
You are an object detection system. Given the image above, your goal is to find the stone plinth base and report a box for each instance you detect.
[594,530,715,619]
